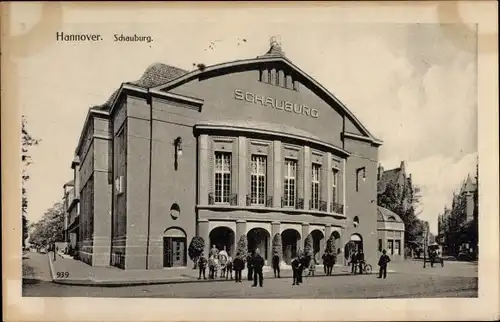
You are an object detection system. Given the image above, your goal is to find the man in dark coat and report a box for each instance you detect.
[246,252,254,281]
[251,248,265,287]
[233,255,245,282]
[272,254,280,278]
[378,249,391,279]
[350,250,358,274]
[322,253,327,275]
[197,252,208,280]
[357,249,365,274]
[291,256,302,285]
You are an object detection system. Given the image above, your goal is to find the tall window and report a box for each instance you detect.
[311,164,321,209]
[283,159,297,207]
[332,169,338,204]
[388,239,394,255]
[251,155,267,205]
[215,152,231,203]
[395,240,401,255]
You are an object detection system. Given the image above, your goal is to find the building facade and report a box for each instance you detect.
[376,206,405,261]
[69,40,383,270]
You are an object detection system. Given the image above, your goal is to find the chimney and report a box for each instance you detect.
[400,161,405,172]
[377,164,384,180]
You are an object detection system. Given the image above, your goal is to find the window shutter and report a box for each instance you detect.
[208,140,214,193]
[297,148,304,199]
[231,141,238,195]
[247,143,252,202]
[267,144,273,200]
[337,168,343,205]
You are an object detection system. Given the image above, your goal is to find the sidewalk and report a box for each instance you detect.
[48,253,394,287]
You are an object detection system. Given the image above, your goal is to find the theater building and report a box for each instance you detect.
[71,39,383,270]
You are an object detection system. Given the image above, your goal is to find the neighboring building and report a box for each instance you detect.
[437,173,477,255]
[63,157,81,253]
[376,206,405,261]
[61,180,74,249]
[69,38,383,270]
[377,161,413,212]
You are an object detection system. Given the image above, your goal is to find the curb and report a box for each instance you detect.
[51,270,394,288]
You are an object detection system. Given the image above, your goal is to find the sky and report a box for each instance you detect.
[13,6,478,235]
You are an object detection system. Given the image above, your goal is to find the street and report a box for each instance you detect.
[22,252,477,298]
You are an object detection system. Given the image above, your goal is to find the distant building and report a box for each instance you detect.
[437,173,477,254]
[376,206,405,261]
[63,157,81,252]
[377,161,413,213]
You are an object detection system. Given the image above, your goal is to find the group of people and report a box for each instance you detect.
[349,249,366,274]
[196,245,393,286]
[196,245,266,287]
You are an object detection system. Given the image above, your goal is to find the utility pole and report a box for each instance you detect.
[423,226,428,268]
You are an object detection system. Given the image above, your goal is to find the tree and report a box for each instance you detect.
[22,115,41,248]
[188,237,205,269]
[28,202,64,248]
[235,234,247,260]
[378,179,424,248]
[272,233,283,259]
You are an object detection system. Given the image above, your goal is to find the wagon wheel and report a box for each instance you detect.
[364,264,372,274]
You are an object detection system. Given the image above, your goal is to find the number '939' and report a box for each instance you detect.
[56,272,70,278]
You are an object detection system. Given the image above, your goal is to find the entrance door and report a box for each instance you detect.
[163,237,186,267]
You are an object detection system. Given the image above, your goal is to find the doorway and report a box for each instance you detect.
[282,229,301,264]
[163,227,187,267]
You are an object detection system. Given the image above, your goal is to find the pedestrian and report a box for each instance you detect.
[350,250,358,274]
[209,245,219,258]
[246,252,254,281]
[308,257,316,276]
[322,252,327,275]
[197,252,208,280]
[233,255,244,283]
[377,249,391,279]
[357,249,365,274]
[208,255,217,280]
[226,255,233,280]
[272,253,280,278]
[291,256,301,285]
[251,248,265,287]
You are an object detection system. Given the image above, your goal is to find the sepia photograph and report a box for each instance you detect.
[2,1,498,321]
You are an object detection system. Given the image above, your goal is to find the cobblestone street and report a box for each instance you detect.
[22,252,477,298]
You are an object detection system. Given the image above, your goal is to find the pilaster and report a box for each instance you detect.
[238,137,247,206]
[303,146,311,210]
[198,135,209,205]
[273,141,282,207]
[326,152,333,212]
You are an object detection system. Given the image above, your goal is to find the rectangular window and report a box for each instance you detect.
[378,239,382,252]
[388,239,394,255]
[283,159,297,207]
[395,240,401,255]
[250,155,267,205]
[332,168,338,204]
[215,152,231,203]
[311,164,321,209]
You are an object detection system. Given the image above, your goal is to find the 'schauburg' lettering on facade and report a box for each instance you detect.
[234,89,319,118]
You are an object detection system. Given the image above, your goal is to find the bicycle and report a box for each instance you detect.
[360,261,372,274]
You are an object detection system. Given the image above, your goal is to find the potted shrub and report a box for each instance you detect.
[272,233,283,267]
[303,234,314,266]
[235,234,248,260]
[188,236,205,269]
